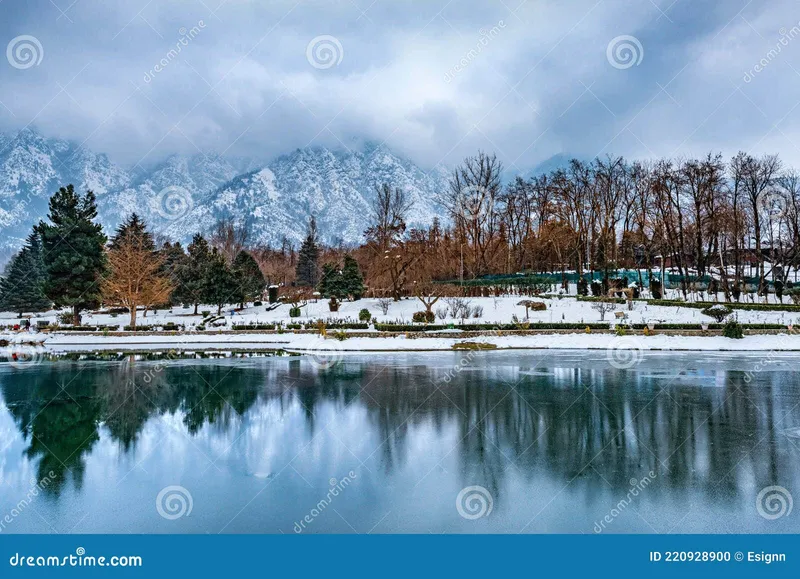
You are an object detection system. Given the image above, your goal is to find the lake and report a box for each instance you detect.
[0,350,798,534]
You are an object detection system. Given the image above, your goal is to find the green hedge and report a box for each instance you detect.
[231,324,277,330]
[576,296,800,312]
[374,323,611,332]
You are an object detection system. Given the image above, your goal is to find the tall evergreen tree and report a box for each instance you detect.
[109,213,153,251]
[232,250,265,307]
[0,230,51,314]
[202,249,238,314]
[37,185,106,325]
[317,263,347,300]
[159,241,189,306]
[176,234,211,314]
[341,255,365,300]
[295,217,320,287]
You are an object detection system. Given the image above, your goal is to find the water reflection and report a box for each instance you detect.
[0,352,798,533]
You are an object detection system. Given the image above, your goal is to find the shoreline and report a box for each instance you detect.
[6,331,800,354]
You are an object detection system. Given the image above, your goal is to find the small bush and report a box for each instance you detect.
[358,308,372,322]
[722,319,744,339]
[412,310,436,323]
[332,330,348,341]
[377,297,392,315]
[436,307,448,320]
[201,310,211,317]
[452,341,498,351]
[289,307,302,318]
[701,304,733,323]
[473,305,484,318]
[253,301,263,307]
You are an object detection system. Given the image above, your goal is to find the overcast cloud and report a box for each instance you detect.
[1,0,799,172]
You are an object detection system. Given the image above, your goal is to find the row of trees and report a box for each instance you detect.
[0,186,266,326]
[5,148,799,318]
[348,151,800,301]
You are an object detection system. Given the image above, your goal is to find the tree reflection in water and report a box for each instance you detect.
[0,354,798,510]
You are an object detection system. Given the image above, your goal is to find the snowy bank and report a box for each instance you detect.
[7,331,800,353]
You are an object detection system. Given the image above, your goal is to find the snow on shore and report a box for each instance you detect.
[7,330,800,353]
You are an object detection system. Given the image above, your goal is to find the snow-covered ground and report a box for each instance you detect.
[2,294,798,329]
[2,294,800,354]
[5,330,800,353]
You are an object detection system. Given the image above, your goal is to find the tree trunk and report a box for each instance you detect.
[129,304,137,328]
[194,303,199,315]
[72,304,80,326]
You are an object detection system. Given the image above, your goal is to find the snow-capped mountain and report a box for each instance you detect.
[0,128,131,245]
[0,128,450,251]
[163,143,450,246]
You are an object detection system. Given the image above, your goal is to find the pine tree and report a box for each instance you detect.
[341,255,365,300]
[295,217,320,287]
[317,263,347,299]
[37,185,107,325]
[202,249,239,315]
[177,234,211,314]
[159,241,189,306]
[109,213,153,252]
[0,230,51,314]
[232,250,265,307]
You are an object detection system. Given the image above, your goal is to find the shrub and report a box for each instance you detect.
[412,310,436,323]
[332,330,348,341]
[789,288,800,305]
[328,298,340,312]
[452,342,498,351]
[289,307,302,317]
[649,279,662,300]
[615,325,628,336]
[473,305,484,318]
[253,301,263,307]
[358,308,372,322]
[701,304,733,323]
[577,277,589,296]
[377,297,392,315]
[590,281,603,296]
[722,319,744,339]
[57,311,74,325]
[436,307,448,320]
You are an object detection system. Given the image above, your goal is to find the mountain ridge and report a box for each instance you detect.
[0,128,453,250]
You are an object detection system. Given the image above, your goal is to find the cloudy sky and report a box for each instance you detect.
[0,0,798,172]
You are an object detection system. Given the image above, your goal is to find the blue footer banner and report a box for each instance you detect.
[0,535,797,577]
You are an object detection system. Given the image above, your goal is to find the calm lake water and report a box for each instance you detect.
[1,351,799,534]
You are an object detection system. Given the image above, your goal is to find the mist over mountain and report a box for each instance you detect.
[0,128,456,252]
